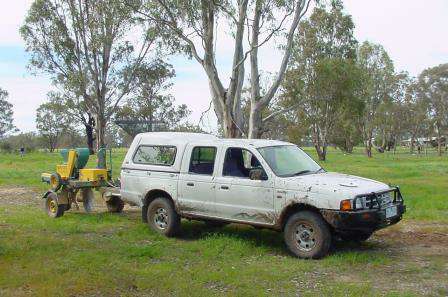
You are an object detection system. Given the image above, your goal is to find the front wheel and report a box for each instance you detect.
[147,198,180,237]
[284,211,331,259]
[44,192,65,218]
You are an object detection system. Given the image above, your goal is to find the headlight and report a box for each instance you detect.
[340,197,366,211]
[354,197,365,209]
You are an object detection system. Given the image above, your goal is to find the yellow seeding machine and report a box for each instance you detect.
[41,148,123,218]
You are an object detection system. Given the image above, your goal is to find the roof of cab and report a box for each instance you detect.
[136,132,293,148]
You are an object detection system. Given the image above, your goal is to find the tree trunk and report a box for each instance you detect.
[95,115,106,151]
[311,125,326,161]
[248,106,263,139]
[365,129,373,158]
[85,115,95,154]
[410,134,415,154]
[221,107,242,138]
[380,129,386,151]
[365,139,372,158]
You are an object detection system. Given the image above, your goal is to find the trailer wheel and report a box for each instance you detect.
[49,173,62,192]
[81,188,94,213]
[106,197,124,213]
[147,198,180,237]
[44,192,65,218]
[284,211,331,259]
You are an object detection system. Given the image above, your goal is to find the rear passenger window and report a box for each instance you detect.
[133,145,176,166]
[189,147,216,175]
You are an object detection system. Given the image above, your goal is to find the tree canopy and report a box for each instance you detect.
[21,0,160,149]
[0,88,18,139]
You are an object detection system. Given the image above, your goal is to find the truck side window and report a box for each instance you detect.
[223,148,262,178]
[133,145,176,166]
[189,146,217,175]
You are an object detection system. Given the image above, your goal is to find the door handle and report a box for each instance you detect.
[146,172,151,176]
[187,182,194,186]
[123,169,130,174]
[220,185,229,190]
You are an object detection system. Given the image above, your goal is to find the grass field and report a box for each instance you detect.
[0,148,447,296]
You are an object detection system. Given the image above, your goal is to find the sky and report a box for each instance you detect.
[0,0,447,133]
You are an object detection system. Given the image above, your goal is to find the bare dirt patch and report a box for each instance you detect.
[338,221,448,296]
[0,186,41,207]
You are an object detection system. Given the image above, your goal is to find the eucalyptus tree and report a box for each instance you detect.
[115,60,191,136]
[418,63,448,156]
[357,41,395,157]
[0,88,18,138]
[404,79,429,153]
[133,0,312,138]
[44,90,96,153]
[21,0,158,150]
[281,1,361,160]
[375,72,411,152]
[36,98,68,152]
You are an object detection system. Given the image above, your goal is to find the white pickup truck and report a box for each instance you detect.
[120,132,405,259]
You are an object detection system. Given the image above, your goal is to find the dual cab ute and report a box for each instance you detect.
[120,132,405,259]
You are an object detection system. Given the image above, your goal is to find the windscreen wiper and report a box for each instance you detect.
[292,170,311,176]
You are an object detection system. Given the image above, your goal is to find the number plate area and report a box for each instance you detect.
[385,206,397,218]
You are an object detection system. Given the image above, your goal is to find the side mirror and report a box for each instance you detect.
[249,168,268,181]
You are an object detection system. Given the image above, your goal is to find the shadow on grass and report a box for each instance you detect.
[177,220,389,258]
[67,209,391,259]
[179,220,288,254]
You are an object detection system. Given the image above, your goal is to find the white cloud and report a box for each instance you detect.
[0,0,33,46]
[1,76,52,132]
[344,0,448,76]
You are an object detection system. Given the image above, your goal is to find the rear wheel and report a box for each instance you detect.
[106,196,125,213]
[147,198,180,237]
[284,211,331,259]
[44,192,65,218]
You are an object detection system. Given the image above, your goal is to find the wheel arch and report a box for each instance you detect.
[278,203,323,230]
[141,189,175,223]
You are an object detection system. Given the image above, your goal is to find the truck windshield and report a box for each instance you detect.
[257,145,322,177]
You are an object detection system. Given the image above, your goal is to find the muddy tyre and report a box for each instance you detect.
[106,197,125,213]
[44,192,65,218]
[284,211,331,259]
[147,198,180,237]
[340,231,372,242]
[49,173,62,192]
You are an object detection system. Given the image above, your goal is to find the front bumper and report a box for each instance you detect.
[321,187,406,232]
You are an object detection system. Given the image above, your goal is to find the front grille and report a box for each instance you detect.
[365,192,393,209]
[353,187,403,211]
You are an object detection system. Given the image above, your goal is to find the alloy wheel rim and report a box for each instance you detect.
[49,199,57,213]
[154,207,168,229]
[295,222,316,252]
